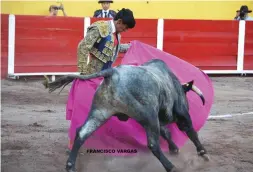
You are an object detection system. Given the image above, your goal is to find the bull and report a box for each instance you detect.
[44,59,209,172]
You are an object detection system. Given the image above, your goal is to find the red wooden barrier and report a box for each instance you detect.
[14,15,84,73]
[1,14,9,79]
[1,14,253,79]
[244,22,253,70]
[163,19,239,70]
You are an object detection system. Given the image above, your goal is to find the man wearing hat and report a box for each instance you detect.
[93,0,117,18]
[234,5,253,21]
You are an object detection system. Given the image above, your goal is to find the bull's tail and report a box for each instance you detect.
[43,68,115,94]
[182,80,205,105]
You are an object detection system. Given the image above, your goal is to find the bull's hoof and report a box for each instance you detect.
[198,150,210,161]
[66,169,76,172]
[66,162,76,172]
[170,167,180,172]
[169,148,179,155]
[201,154,210,161]
[169,144,179,155]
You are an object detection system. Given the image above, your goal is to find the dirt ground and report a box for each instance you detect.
[1,76,253,172]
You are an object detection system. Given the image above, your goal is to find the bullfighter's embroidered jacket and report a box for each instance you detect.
[77,20,130,75]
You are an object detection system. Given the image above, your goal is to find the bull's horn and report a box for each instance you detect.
[192,85,205,105]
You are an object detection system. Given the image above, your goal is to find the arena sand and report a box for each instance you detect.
[1,76,253,172]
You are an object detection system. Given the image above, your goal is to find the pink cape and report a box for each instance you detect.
[66,40,214,156]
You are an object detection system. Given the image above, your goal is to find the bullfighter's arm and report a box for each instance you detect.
[77,27,100,74]
[119,43,131,53]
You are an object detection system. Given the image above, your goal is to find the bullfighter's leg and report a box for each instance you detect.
[175,110,209,161]
[140,117,178,172]
[66,107,112,172]
[160,125,179,154]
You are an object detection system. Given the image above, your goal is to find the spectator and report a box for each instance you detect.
[93,0,116,18]
[234,10,240,20]
[49,3,67,17]
[234,5,253,21]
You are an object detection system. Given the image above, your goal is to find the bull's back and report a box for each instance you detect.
[113,65,162,107]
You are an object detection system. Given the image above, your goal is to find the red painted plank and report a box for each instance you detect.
[15,15,83,30]
[178,55,237,70]
[244,55,253,70]
[15,53,76,65]
[164,42,237,56]
[15,37,81,53]
[163,20,239,69]
[15,66,77,73]
[164,19,239,32]
[16,28,83,40]
[164,32,238,43]
[14,15,84,73]
[244,22,253,70]
[1,14,9,79]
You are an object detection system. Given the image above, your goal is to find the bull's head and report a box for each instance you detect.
[182,80,205,105]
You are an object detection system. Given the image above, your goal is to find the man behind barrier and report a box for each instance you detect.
[234,5,253,21]
[48,3,67,17]
[93,0,117,18]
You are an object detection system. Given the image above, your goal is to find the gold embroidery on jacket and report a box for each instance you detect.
[77,20,119,75]
[93,21,110,38]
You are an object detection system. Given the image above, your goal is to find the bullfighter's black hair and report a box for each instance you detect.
[114,8,136,29]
